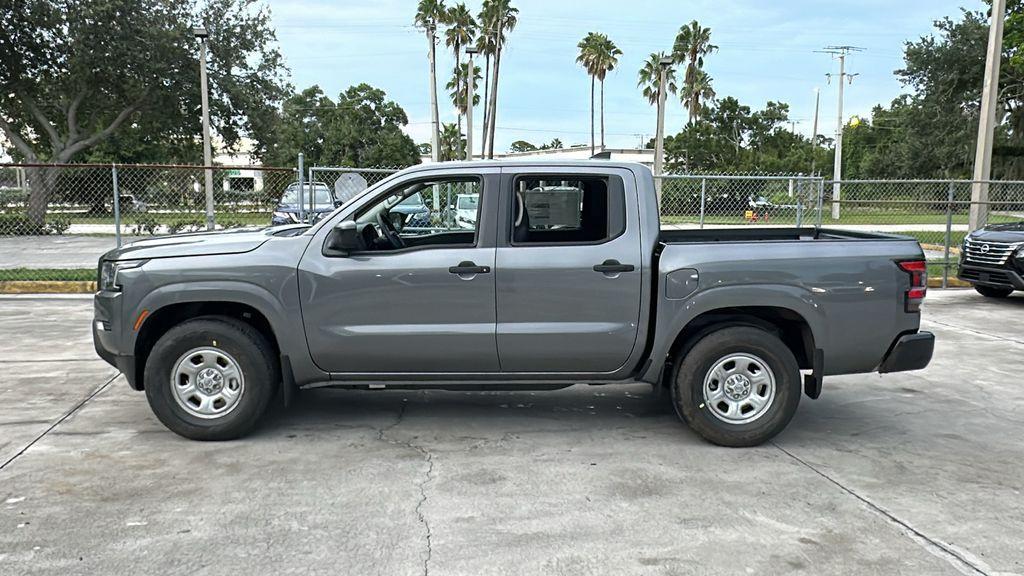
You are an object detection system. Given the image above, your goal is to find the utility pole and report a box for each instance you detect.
[465,46,477,161]
[194,26,215,230]
[653,56,673,207]
[970,0,1007,230]
[820,46,862,220]
[810,87,820,175]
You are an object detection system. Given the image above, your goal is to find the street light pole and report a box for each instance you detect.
[465,46,477,161]
[653,56,673,209]
[970,0,1007,230]
[194,26,215,231]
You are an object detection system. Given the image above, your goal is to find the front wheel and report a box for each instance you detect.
[144,317,279,440]
[975,285,1014,298]
[671,326,801,447]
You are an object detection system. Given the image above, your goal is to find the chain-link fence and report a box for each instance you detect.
[0,163,295,281]
[658,174,824,228]
[2,162,1024,287]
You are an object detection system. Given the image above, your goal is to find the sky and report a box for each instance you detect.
[269,0,985,155]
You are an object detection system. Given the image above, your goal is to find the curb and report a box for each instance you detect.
[0,281,97,294]
[928,277,971,288]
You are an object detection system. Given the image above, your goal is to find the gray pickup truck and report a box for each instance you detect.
[94,161,934,446]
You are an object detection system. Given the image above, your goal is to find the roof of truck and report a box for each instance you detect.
[402,160,653,173]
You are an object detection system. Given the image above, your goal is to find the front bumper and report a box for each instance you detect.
[957,263,1024,290]
[93,290,141,390]
[879,331,935,374]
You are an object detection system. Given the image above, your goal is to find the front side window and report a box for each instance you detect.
[352,177,482,252]
[511,175,625,244]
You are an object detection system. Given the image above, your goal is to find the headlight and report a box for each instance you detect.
[98,260,146,292]
[1016,245,1024,259]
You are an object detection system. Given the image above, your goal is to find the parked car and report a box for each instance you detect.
[94,161,933,446]
[390,191,431,230]
[271,182,335,226]
[454,193,478,229]
[957,221,1024,297]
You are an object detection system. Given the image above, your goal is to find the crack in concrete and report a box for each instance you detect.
[772,442,991,576]
[376,399,434,576]
[0,373,118,472]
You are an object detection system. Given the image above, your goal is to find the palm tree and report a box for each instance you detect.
[480,0,517,158]
[672,20,717,125]
[446,61,482,158]
[681,68,715,123]
[593,36,622,151]
[475,2,496,156]
[577,33,603,155]
[439,122,464,161]
[444,3,476,135]
[637,51,677,106]
[415,0,447,161]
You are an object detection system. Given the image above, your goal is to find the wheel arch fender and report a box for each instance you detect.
[642,283,826,384]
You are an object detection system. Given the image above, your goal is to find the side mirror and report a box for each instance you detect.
[326,220,360,256]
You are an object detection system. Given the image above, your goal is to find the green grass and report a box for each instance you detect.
[0,268,95,281]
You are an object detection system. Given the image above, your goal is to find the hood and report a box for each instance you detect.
[969,221,1024,244]
[104,227,282,261]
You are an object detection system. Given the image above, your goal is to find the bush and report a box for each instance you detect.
[128,215,160,236]
[0,214,70,236]
[167,219,203,234]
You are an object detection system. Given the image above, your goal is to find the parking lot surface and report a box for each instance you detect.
[0,290,1021,575]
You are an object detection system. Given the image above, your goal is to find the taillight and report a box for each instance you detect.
[897,260,927,312]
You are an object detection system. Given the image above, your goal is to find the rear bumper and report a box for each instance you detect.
[879,331,935,374]
[957,264,1024,289]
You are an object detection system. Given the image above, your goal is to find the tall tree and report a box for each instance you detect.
[0,0,289,225]
[594,35,622,150]
[672,20,718,125]
[475,2,496,157]
[444,3,476,136]
[445,61,482,158]
[263,84,419,169]
[438,122,465,161]
[480,0,518,158]
[637,51,677,106]
[577,33,601,155]
[681,68,716,123]
[414,0,447,162]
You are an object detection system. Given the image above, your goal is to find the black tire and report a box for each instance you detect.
[975,285,1014,298]
[671,326,801,447]
[144,316,279,440]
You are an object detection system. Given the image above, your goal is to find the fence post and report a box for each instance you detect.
[943,181,954,289]
[815,179,825,227]
[308,165,315,216]
[794,179,803,227]
[699,178,706,229]
[297,153,305,223]
[111,164,122,248]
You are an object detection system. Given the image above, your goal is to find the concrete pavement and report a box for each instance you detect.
[0,290,1021,575]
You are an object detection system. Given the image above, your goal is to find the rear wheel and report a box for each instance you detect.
[975,285,1014,298]
[671,326,801,447]
[144,317,279,440]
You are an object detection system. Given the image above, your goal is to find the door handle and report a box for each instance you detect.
[593,259,635,273]
[449,261,491,275]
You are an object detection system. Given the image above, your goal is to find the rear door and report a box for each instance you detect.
[494,167,643,373]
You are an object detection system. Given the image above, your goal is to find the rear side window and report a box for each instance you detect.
[511,175,625,245]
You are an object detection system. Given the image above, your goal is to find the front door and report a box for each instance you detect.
[495,170,644,373]
[299,172,499,374]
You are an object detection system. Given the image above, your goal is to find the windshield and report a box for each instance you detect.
[281,185,333,207]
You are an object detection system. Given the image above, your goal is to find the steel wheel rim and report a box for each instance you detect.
[702,353,776,425]
[170,347,245,419]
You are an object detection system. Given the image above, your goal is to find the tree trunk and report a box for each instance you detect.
[481,54,491,158]
[590,76,595,156]
[600,78,605,151]
[428,32,441,162]
[25,167,59,230]
[487,43,502,158]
